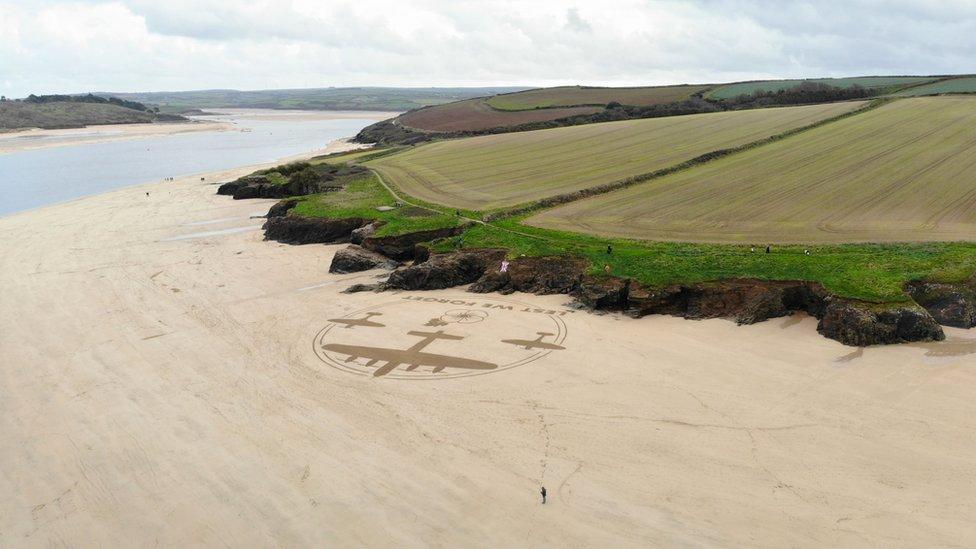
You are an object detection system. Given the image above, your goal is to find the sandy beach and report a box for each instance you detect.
[2,153,976,547]
[0,110,397,155]
[0,121,233,154]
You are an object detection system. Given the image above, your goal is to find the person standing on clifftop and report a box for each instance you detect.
[541,486,547,504]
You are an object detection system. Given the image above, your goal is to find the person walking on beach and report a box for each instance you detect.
[540,486,547,504]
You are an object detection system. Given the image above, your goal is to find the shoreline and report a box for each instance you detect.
[0,109,396,155]
[0,120,233,154]
[0,137,368,220]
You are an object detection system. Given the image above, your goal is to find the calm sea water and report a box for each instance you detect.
[0,111,384,217]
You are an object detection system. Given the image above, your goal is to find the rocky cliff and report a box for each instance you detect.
[370,250,947,347]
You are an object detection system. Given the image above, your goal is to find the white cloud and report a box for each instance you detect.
[0,0,974,97]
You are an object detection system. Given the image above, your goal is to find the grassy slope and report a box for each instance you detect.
[896,76,976,96]
[528,96,976,244]
[0,101,154,129]
[705,76,936,100]
[368,101,865,211]
[485,85,712,110]
[289,171,460,238]
[433,217,976,302]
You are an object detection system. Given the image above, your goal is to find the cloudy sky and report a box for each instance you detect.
[1,0,974,97]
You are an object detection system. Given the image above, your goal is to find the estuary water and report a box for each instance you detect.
[0,110,390,217]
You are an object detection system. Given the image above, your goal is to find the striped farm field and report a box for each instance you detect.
[396,98,601,132]
[485,85,712,110]
[367,101,864,211]
[705,76,935,100]
[528,96,976,244]
[896,76,976,96]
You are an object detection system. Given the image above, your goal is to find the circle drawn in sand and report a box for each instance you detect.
[313,295,569,380]
[440,309,488,324]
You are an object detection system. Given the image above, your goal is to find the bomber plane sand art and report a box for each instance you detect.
[322,329,499,377]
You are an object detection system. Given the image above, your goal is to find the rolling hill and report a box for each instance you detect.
[527,96,976,244]
[704,76,937,100]
[0,100,156,130]
[107,87,528,113]
[484,85,712,110]
[367,100,864,210]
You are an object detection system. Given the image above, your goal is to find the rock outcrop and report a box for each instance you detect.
[217,163,363,200]
[266,198,300,218]
[469,256,587,295]
[816,298,944,346]
[626,279,828,325]
[349,222,381,245]
[361,226,465,261]
[263,215,371,245]
[906,280,976,329]
[366,250,948,347]
[329,245,399,273]
[385,249,507,291]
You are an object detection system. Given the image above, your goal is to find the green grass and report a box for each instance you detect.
[705,76,936,100]
[485,85,712,110]
[528,96,976,244]
[430,217,976,302]
[369,101,865,211]
[895,76,976,96]
[289,171,461,237]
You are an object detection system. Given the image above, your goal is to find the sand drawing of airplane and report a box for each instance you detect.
[322,330,498,377]
[501,332,566,351]
[328,312,385,329]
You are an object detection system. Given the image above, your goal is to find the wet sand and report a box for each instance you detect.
[0,121,232,154]
[0,109,396,154]
[2,154,976,546]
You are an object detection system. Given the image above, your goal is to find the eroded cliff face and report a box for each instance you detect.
[363,250,947,347]
[360,227,465,262]
[906,279,976,329]
[816,298,944,346]
[329,245,399,274]
[248,197,955,348]
[217,163,363,200]
[263,215,373,245]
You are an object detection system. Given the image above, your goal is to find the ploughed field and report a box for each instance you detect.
[485,84,711,110]
[395,98,601,132]
[528,96,976,244]
[368,101,864,210]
